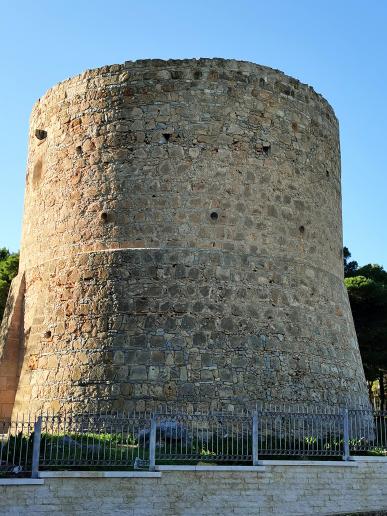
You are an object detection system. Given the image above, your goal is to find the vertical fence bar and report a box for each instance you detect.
[149,416,157,471]
[342,409,350,461]
[31,416,42,478]
[252,411,259,465]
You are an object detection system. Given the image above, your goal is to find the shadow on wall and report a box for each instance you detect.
[0,274,26,423]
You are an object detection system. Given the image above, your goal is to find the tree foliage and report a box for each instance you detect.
[344,249,387,383]
[0,248,19,321]
[343,246,359,277]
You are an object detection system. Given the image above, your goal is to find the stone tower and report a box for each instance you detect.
[0,59,369,419]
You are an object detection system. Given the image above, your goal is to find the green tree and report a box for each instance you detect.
[0,248,19,321]
[343,246,358,277]
[344,250,387,408]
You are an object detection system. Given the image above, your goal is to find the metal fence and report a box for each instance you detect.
[39,412,151,470]
[1,406,386,477]
[0,416,34,475]
[349,408,387,454]
[153,412,254,464]
[256,408,345,458]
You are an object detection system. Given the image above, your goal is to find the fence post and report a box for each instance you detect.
[343,408,350,461]
[252,411,259,466]
[149,416,157,471]
[31,416,42,478]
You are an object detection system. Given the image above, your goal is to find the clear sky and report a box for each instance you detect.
[0,0,386,266]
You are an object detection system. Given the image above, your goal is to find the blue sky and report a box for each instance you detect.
[0,0,386,266]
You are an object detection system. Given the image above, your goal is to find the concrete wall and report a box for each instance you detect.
[1,460,387,515]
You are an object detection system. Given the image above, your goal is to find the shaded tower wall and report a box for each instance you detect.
[0,58,369,416]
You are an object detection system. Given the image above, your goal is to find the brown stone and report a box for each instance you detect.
[0,59,369,419]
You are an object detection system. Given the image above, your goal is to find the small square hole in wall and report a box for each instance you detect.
[159,133,172,144]
[262,144,271,156]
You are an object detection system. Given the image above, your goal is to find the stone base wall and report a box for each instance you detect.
[6,248,368,417]
[1,460,387,515]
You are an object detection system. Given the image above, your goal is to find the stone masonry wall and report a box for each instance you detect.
[0,58,369,416]
[1,461,387,515]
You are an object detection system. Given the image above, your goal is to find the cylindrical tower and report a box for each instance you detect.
[0,59,369,416]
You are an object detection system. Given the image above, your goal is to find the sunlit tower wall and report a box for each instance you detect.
[0,59,369,419]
